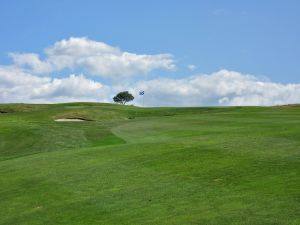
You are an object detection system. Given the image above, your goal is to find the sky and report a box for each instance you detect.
[0,0,300,106]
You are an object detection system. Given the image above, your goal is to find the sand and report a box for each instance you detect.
[54,118,86,122]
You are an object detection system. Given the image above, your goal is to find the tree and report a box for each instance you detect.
[113,91,134,105]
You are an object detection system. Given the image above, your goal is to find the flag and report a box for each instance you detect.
[139,91,144,95]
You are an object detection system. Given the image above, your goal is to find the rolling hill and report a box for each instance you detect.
[0,103,299,225]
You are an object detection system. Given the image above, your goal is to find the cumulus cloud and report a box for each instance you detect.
[1,66,300,106]
[9,53,52,74]
[0,66,109,103]
[9,37,176,77]
[130,70,300,106]
[2,38,300,106]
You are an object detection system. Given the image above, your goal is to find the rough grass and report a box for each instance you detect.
[0,103,299,225]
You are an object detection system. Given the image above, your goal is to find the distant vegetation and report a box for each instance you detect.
[113,91,134,105]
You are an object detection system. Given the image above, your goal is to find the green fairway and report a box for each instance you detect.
[0,103,299,225]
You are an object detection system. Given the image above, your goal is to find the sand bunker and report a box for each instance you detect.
[55,118,87,122]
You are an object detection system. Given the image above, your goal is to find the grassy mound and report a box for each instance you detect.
[0,103,299,224]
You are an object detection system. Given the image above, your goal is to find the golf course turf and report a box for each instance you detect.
[0,103,299,225]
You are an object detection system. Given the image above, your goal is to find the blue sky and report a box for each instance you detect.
[0,0,300,105]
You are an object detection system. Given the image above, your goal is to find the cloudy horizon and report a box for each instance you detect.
[0,37,300,106]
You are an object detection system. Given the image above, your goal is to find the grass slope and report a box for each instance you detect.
[0,103,299,225]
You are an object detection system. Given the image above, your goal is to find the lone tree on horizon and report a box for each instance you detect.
[113,91,134,105]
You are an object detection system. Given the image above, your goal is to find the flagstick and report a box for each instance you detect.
[139,91,145,107]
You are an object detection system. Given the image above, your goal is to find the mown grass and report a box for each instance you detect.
[0,103,299,225]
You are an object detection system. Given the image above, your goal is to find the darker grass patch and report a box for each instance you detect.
[274,104,300,108]
[0,108,15,113]
[163,113,175,116]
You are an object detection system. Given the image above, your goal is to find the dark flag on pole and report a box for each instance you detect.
[139,91,145,107]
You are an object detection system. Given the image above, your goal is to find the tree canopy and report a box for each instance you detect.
[113,91,134,105]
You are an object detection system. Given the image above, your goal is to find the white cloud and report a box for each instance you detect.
[1,65,300,106]
[1,67,300,106]
[0,66,110,103]
[130,70,300,106]
[187,64,197,71]
[9,53,52,74]
[2,38,300,106]
[9,37,176,78]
